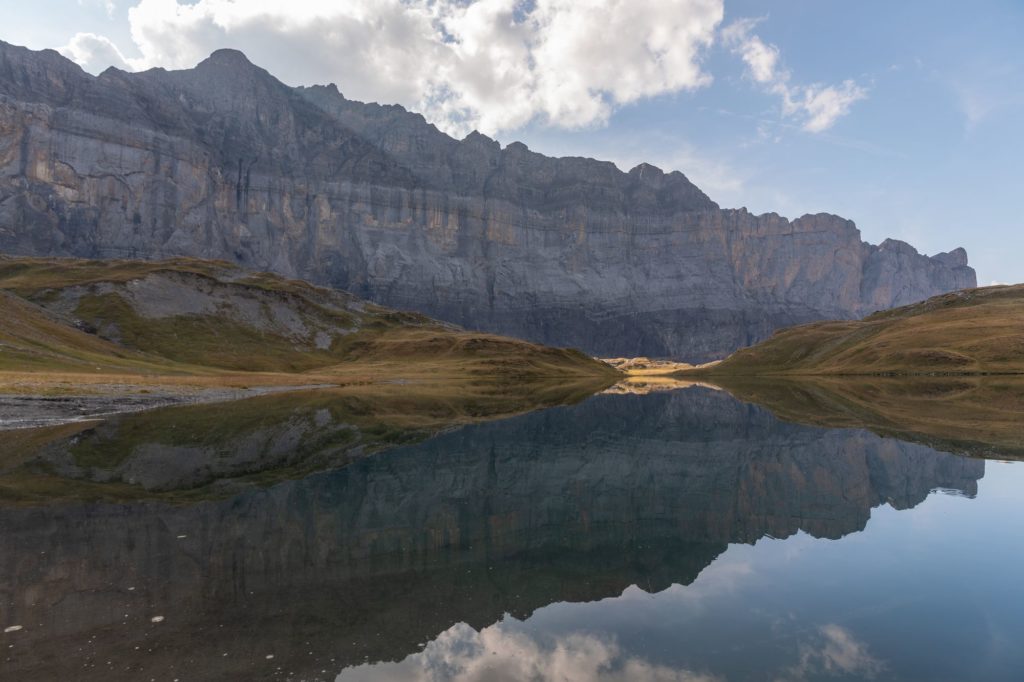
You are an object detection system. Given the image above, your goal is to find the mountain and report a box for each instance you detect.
[0,41,976,361]
[0,255,613,380]
[702,283,1024,375]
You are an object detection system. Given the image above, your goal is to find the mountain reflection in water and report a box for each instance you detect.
[1,387,1021,681]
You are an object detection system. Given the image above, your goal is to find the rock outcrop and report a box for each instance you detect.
[0,41,976,360]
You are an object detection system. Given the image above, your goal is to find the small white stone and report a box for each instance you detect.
[150,616,164,623]
[266,654,274,660]
[3,626,22,633]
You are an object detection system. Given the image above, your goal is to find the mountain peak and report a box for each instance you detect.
[202,48,254,68]
[932,247,970,267]
[629,162,665,179]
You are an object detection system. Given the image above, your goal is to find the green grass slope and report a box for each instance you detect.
[0,289,182,374]
[0,255,617,382]
[703,284,1024,376]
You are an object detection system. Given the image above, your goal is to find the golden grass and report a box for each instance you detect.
[0,255,618,388]
[697,284,1024,376]
[0,290,186,374]
[0,255,618,504]
[0,255,238,294]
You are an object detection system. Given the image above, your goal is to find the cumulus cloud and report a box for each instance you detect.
[722,18,867,132]
[337,620,722,682]
[59,0,724,137]
[61,32,132,73]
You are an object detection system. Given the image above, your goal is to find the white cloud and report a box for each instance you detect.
[775,624,885,682]
[59,0,724,137]
[789,80,869,133]
[60,32,132,73]
[723,18,867,133]
[722,20,780,85]
[336,619,722,682]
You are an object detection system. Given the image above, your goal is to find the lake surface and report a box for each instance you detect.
[1,386,1022,681]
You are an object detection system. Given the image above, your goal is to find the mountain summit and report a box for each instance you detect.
[0,41,975,360]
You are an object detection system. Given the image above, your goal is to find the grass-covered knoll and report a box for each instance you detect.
[0,290,183,374]
[712,375,1024,460]
[700,284,1024,376]
[0,255,616,381]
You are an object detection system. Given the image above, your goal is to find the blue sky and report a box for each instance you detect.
[3,0,1022,284]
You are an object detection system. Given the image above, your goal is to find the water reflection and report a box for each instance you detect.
[338,620,723,682]
[1,387,1018,681]
[336,619,884,682]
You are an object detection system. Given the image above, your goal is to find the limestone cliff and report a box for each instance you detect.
[0,41,976,360]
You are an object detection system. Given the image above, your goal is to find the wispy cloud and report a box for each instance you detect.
[62,32,131,72]
[775,624,885,682]
[947,59,1024,133]
[722,18,867,133]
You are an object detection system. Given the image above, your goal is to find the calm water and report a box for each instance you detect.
[1,387,1022,681]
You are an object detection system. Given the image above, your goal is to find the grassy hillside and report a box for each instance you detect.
[0,255,618,386]
[700,284,1024,376]
[0,289,182,374]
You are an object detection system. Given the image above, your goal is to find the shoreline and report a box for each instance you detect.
[0,383,336,431]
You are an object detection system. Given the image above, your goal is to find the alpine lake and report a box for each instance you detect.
[1,377,1022,681]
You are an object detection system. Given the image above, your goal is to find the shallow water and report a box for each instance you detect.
[1,387,1021,680]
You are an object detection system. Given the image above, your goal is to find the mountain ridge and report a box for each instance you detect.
[0,40,976,360]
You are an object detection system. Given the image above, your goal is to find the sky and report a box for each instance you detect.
[2,0,1022,284]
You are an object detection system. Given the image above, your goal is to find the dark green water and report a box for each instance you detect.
[1,387,1021,681]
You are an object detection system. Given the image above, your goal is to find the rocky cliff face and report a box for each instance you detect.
[0,41,976,360]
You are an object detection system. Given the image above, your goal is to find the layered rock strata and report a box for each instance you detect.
[0,42,976,359]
